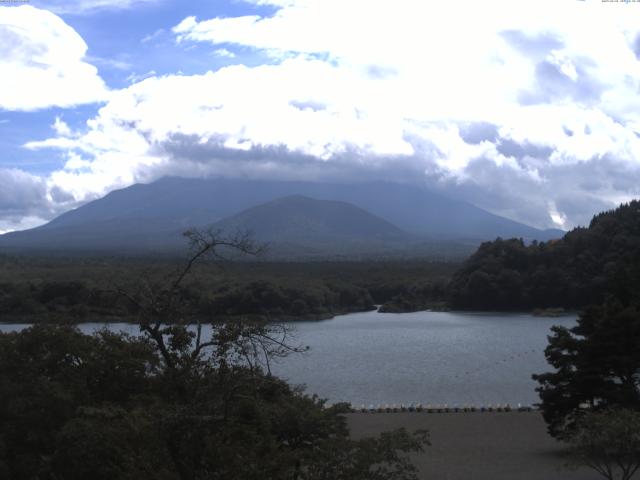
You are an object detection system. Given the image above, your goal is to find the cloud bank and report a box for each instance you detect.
[0,6,109,111]
[9,1,640,231]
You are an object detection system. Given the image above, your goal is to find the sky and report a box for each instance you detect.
[2,0,640,234]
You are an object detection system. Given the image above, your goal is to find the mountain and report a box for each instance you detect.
[211,195,415,256]
[213,195,409,242]
[0,177,563,256]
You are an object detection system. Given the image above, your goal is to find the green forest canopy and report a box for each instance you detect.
[448,201,640,310]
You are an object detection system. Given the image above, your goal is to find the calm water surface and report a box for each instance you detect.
[0,310,576,406]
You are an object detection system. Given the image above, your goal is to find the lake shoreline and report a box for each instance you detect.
[0,307,579,325]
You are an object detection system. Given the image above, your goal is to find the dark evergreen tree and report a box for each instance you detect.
[533,300,640,437]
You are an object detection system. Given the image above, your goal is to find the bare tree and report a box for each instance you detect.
[117,228,305,371]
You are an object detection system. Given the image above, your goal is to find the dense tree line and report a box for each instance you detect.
[0,258,457,322]
[0,281,126,321]
[448,201,640,310]
[377,280,448,313]
[0,278,375,322]
[200,280,375,319]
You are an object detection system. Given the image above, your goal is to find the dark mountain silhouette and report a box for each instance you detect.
[210,195,416,256]
[0,177,563,256]
[213,195,409,242]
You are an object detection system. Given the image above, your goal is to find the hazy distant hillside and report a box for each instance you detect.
[214,195,409,242]
[0,177,563,257]
[0,218,185,252]
[39,177,563,240]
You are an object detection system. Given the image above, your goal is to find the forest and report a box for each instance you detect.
[2,200,640,323]
[448,201,640,311]
[0,255,456,323]
[2,201,640,323]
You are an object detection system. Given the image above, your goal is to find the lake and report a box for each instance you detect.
[0,310,576,407]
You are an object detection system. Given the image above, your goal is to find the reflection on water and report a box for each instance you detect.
[0,310,576,406]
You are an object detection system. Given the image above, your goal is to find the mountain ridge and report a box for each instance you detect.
[0,177,564,258]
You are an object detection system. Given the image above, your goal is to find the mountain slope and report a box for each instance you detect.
[0,177,563,255]
[212,195,411,250]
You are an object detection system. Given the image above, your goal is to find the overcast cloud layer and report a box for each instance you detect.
[3,0,640,233]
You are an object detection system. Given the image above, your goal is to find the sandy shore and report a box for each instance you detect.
[347,412,602,480]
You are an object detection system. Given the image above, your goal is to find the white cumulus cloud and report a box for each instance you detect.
[0,5,109,111]
[13,0,640,230]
